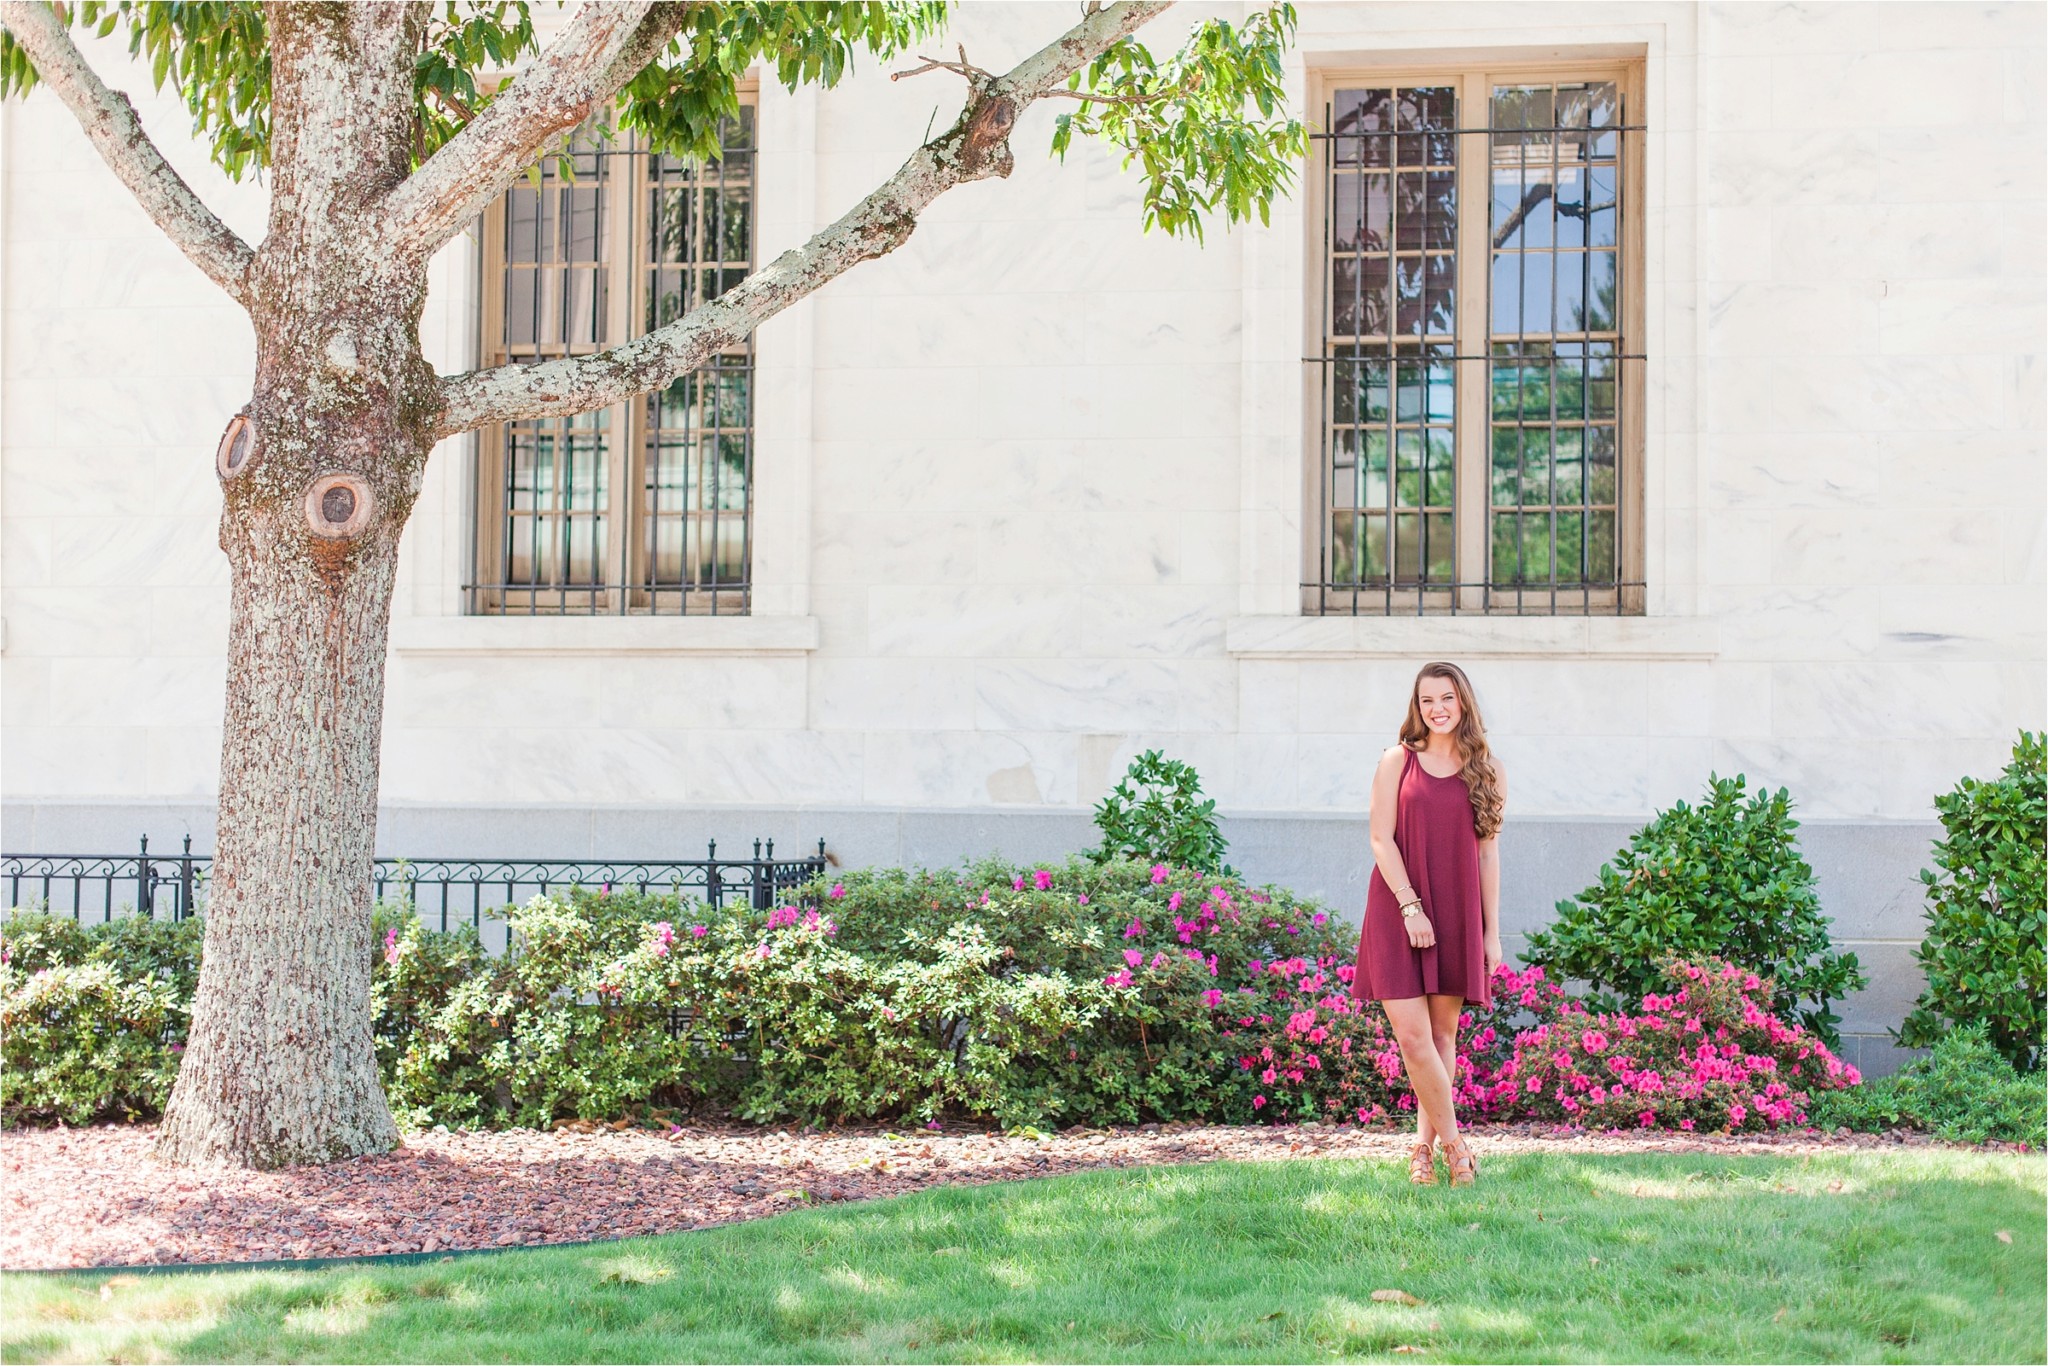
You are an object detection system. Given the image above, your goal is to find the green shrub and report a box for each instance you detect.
[1,960,184,1124]
[1524,774,1865,1044]
[1897,731,2046,1071]
[382,888,710,1129]
[387,858,1351,1131]
[1090,750,1235,874]
[1810,1024,2045,1147]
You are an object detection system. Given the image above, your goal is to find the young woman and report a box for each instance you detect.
[1350,661,1505,1187]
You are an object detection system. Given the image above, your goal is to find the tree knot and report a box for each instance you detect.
[957,92,1019,180]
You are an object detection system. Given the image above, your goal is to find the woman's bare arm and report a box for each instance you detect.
[1368,745,1434,948]
[1479,765,1505,972]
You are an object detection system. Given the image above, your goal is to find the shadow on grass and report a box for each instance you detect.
[8,1149,2043,1365]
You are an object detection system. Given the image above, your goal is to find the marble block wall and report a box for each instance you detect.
[3,4,2043,1079]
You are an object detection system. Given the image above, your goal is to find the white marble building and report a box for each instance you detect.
[2,3,2042,1070]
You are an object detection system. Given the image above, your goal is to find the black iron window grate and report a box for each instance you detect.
[1309,78,1645,617]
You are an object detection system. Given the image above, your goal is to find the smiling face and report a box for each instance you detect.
[1414,674,1463,737]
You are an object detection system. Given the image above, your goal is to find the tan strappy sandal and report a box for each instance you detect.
[1441,1134,1478,1187]
[1406,1140,1439,1186]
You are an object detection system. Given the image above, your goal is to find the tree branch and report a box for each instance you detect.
[0,1,254,305]
[376,1,689,262]
[436,0,1174,437]
[890,45,992,85]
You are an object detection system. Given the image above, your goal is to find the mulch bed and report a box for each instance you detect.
[0,1119,1972,1271]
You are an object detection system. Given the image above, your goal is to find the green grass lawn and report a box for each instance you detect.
[6,1149,2042,1364]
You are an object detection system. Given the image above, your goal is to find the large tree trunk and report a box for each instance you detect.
[156,3,436,1168]
[156,524,407,1166]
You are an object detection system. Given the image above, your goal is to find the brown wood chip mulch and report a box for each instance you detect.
[0,1119,1979,1271]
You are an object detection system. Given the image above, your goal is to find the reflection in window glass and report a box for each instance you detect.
[1488,80,1622,594]
[1325,86,1458,590]
[482,108,755,613]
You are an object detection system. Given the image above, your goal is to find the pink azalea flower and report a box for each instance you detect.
[1253,1095,1267,1109]
[1202,989,1224,1007]
[1168,891,1185,913]
[1033,869,1053,891]
[1150,863,1170,884]
[828,882,846,899]
[383,927,400,966]
[690,924,707,938]
[1013,875,1026,891]
[1125,948,1144,968]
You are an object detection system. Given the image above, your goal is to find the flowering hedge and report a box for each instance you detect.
[1482,958,1861,1132]
[4,861,1860,1135]
[1211,952,1858,1135]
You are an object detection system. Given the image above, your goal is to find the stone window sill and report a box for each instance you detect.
[1224,615,1718,660]
[389,615,820,656]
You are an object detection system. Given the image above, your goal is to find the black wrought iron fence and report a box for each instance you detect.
[2,835,829,931]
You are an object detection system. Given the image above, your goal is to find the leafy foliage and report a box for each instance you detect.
[0,2,274,177]
[614,2,945,166]
[1,912,194,1124]
[1,2,941,175]
[2,875,1872,1140]
[1524,774,1865,1043]
[414,3,538,166]
[2,1,1305,239]
[1810,1023,2045,1146]
[385,860,1340,1130]
[1090,749,1234,874]
[1897,731,2046,1071]
[1482,956,1861,1133]
[1226,955,1858,1134]
[1051,4,1306,239]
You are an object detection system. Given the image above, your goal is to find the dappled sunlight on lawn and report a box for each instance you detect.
[821,1263,907,1298]
[3,1149,2041,1364]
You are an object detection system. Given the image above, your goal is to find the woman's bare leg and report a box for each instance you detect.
[1384,995,1459,1148]
[1414,994,1464,1148]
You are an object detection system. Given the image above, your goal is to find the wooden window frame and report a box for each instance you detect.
[471,87,758,616]
[1301,60,1646,617]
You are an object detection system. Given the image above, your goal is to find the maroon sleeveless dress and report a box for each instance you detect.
[1351,746,1491,1007]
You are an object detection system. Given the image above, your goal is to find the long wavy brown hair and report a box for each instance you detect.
[1398,661,1504,839]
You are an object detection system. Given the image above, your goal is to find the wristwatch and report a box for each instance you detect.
[1400,898,1424,919]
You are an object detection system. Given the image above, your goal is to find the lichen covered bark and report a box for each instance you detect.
[155,3,438,1169]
